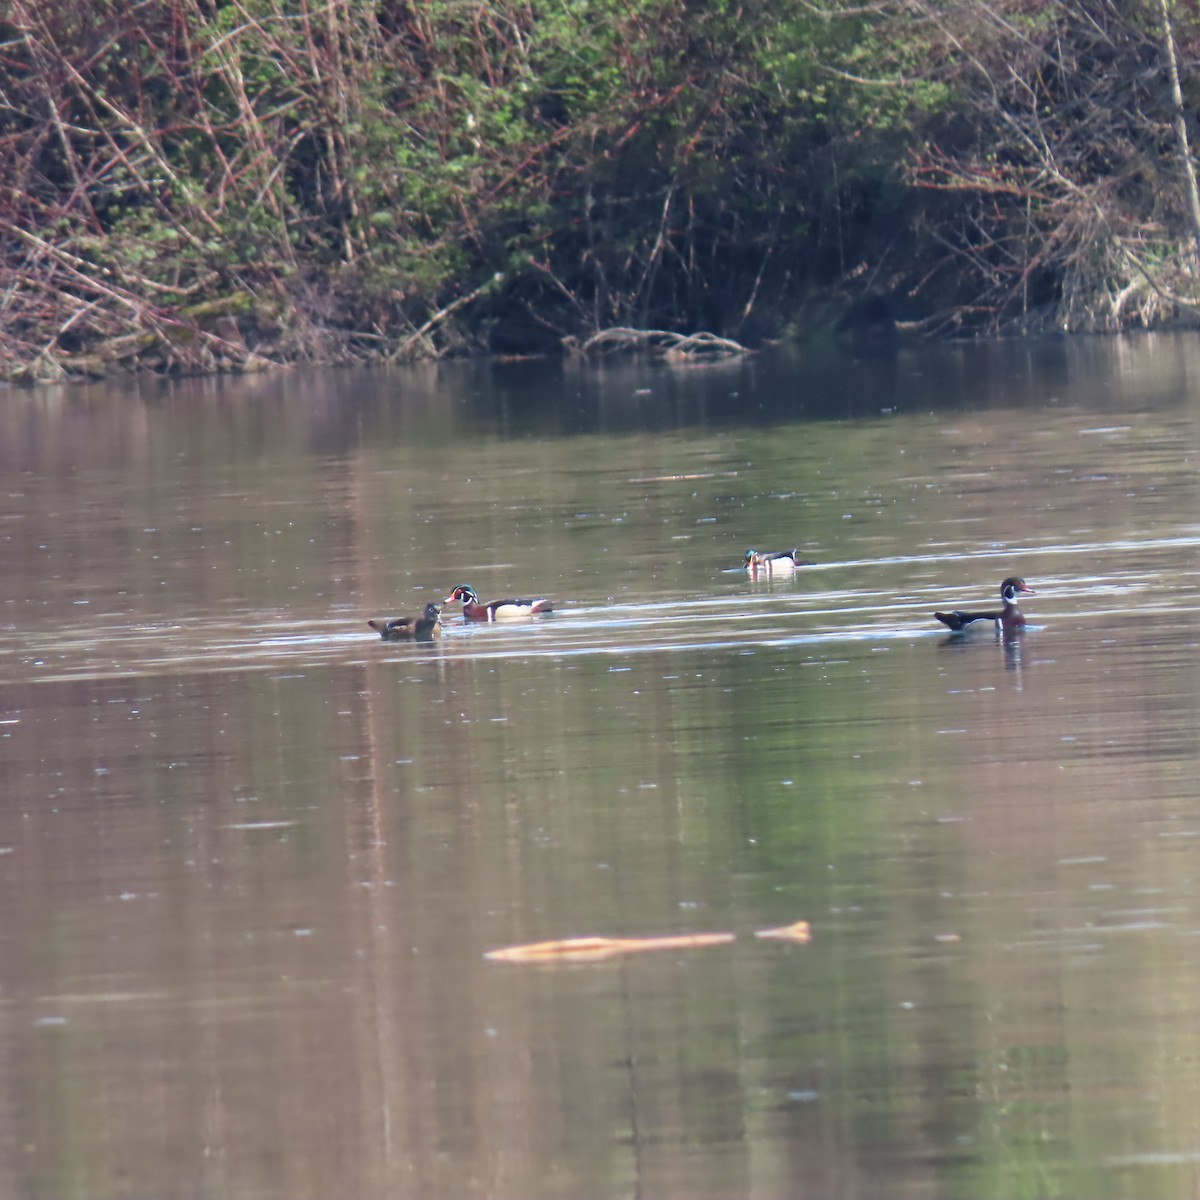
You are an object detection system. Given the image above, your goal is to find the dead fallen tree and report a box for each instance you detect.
[564,327,751,361]
[0,219,280,383]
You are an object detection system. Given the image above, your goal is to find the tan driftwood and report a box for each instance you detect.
[753,920,812,943]
[487,919,812,963]
[565,327,750,359]
[485,931,736,964]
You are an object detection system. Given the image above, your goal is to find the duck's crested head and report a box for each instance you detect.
[445,585,478,604]
[1000,577,1034,602]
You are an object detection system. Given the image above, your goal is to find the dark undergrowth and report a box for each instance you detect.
[2,0,1199,383]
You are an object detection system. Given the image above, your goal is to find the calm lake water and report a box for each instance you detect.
[3,335,1200,1199]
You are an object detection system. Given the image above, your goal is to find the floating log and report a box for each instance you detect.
[485,931,736,964]
[753,920,812,943]
[486,919,812,963]
[564,327,750,360]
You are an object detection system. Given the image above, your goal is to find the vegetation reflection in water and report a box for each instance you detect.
[3,339,1200,1199]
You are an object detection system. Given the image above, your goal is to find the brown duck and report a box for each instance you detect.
[368,602,443,641]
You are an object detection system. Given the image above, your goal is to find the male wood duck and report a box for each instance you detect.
[443,584,553,621]
[744,548,813,572]
[368,602,443,641]
[934,577,1035,634]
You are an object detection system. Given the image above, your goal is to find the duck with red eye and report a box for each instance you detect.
[934,577,1035,635]
[368,602,443,641]
[443,584,553,621]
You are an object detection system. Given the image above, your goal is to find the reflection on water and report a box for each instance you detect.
[3,335,1200,1198]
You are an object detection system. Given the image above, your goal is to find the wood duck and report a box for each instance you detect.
[934,577,1035,634]
[368,602,443,641]
[744,548,813,572]
[443,584,553,621]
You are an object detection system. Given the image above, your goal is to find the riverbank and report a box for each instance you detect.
[4,0,1199,384]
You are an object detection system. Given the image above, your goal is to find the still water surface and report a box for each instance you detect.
[3,336,1200,1199]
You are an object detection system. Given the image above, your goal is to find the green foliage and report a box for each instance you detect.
[4,0,955,372]
[6,0,1195,378]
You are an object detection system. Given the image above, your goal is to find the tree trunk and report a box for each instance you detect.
[1158,0,1200,265]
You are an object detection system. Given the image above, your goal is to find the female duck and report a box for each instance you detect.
[368,602,443,641]
[443,584,553,621]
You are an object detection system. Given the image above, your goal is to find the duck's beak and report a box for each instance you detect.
[1020,583,1036,594]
